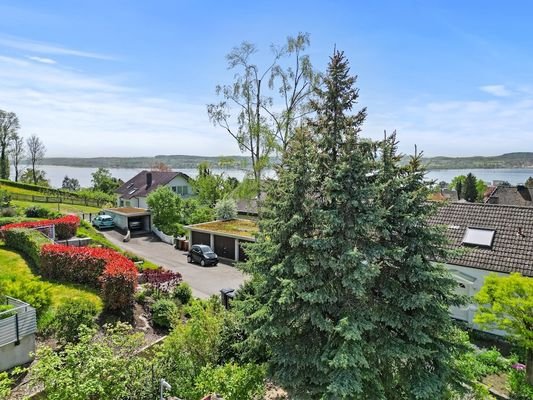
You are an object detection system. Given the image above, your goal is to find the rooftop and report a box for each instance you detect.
[429,202,533,277]
[186,219,258,239]
[105,207,151,216]
[116,170,190,199]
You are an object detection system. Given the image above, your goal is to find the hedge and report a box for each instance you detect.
[40,244,137,311]
[0,215,80,240]
[3,228,53,269]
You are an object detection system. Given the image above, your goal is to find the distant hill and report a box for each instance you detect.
[40,155,252,169]
[420,152,533,170]
[41,152,533,170]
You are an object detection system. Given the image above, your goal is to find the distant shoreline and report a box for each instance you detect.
[38,152,533,171]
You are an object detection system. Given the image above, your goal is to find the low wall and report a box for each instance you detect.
[0,334,35,371]
[55,237,92,247]
[152,226,174,245]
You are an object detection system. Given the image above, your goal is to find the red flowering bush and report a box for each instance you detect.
[100,260,138,311]
[143,268,182,295]
[0,215,79,240]
[40,244,137,311]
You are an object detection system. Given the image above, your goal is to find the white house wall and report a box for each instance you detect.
[442,262,507,335]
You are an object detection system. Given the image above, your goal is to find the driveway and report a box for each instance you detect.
[100,230,247,299]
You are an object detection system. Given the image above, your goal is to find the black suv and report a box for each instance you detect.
[187,244,218,266]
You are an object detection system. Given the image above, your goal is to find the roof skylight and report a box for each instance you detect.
[462,227,495,248]
[128,188,137,195]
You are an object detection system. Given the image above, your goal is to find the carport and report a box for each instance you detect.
[104,207,151,234]
[185,219,257,262]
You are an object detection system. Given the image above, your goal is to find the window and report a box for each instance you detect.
[462,228,495,248]
[128,188,137,195]
[171,186,177,193]
[176,185,189,196]
[125,200,131,207]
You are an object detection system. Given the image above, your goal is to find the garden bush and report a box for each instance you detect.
[173,282,192,305]
[40,244,137,312]
[24,205,57,218]
[48,298,99,343]
[3,228,52,268]
[151,298,179,328]
[0,207,16,217]
[143,268,182,297]
[214,198,237,221]
[1,214,80,240]
[0,279,52,315]
[100,259,137,312]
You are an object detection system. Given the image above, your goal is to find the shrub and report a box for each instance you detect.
[508,366,533,399]
[143,268,182,297]
[0,207,16,217]
[25,205,52,218]
[193,363,266,400]
[3,228,52,269]
[40,244,137,312]
[0,304,15,320]
[0,217,22,227]
[0,189,11,207]
[173,282,192,305]
[49,298,99,343]
[151,298,179,328]
[100,260,137,312]
[0,214,80,240]
[0,279,52,315]
[215,198,237,221]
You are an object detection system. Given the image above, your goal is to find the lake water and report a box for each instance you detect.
[10,165,533,188]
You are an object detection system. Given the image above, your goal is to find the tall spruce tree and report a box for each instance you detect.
[372,133,466,398]
[463,172,477,202]
[239,51,466,399]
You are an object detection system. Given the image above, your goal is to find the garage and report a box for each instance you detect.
[185,219,258,263]
[104,207,151,235]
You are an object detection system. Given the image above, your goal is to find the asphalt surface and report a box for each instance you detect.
[100,230,247,299]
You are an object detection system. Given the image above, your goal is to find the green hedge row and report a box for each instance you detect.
[0,179,77,197]
[3,228,53,269]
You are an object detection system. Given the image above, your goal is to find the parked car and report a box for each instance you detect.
[92,215,114,229]
[187,244,218,267]
[128,220,143,230]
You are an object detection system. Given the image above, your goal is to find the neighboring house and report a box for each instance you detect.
[484,185,533,207]
[429,202,533,327]
[116,170,192,209]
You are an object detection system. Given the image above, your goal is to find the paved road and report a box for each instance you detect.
[100,230,247,299]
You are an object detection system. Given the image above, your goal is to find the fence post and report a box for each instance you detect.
[15,313,20,345]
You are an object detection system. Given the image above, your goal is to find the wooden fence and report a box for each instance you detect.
[9,192,105,208]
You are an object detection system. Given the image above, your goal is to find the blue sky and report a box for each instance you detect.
[0,0,532,157]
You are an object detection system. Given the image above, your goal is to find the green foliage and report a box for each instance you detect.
[464,172,479,202]
[525,177,533,189]
[509,368,533,399]
[0,304,15,319]
[61,175,80,191]
[192,362,265,400]
[31,323,154,400]
[151,298,179,328]
[475,273,533,385]
[3,227,52,269]
[191,163,238,207]
[25,205,57,218]
[146,186,183,235]
[91,167,122,195]
[214,197,237,220]
[0,371,12,399]
[158,299,224,399]
[20,168,50,187]
[48,298,99,343]
[182,198,214,225]
[173,282,192,305]
[0,189,11,207]
[0,279,52,315]
[449,174,486,202]
[238,51,464,399]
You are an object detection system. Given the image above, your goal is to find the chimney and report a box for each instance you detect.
[146,172,152,187]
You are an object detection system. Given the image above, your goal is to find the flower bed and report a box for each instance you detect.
[40,244,137,311]
[0,215,80,240]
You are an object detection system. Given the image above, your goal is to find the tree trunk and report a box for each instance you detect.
[32,160,37,185]
[0,146,6,179]
[527,348,533,386]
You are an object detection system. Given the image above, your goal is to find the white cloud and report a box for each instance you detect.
[26,55,56,64]
[0,35,115,60]
[364,91,533,157]
[480,84,512,97]
[0,55,240,157]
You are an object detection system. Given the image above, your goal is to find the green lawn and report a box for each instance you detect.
[11,199,102,215]
[0,246,102,311]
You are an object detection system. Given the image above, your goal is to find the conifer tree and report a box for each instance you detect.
[372,133,466,398]
[240,51,466,399]
[463,172,477,202]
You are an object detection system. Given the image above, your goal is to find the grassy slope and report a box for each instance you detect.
[0,246,102,311]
